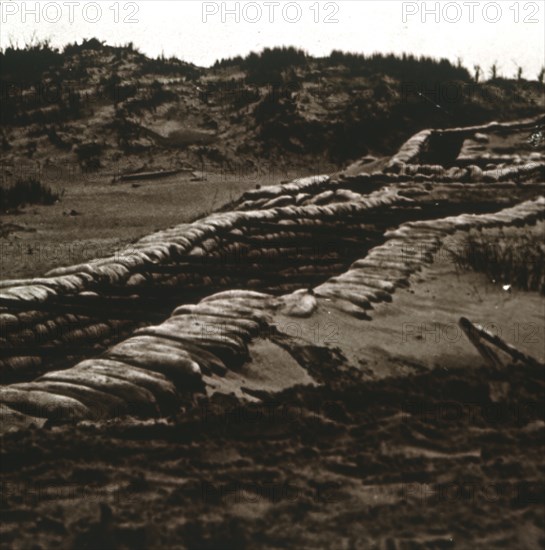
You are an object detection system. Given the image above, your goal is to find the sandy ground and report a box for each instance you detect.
[1,168,328,280]
[1,230,543,550]
[1,120,544,548]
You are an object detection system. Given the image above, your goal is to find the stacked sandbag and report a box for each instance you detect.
[386,129,433,172]
[438,114,543,136]
[3,156,541,315]
[385,114,543,174]
[2,117,545,384]
[0,308,139,380]
[0,273,145,380]
[481,161,545,183]
[314,197,545,318]
[0,291,275,423]
[232,175,333,210]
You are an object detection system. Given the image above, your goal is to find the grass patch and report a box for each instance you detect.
[450,225,545,294]
[0,178,62,212]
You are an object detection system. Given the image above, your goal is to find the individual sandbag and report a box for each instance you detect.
[368,251,428,268]
[352,259,414,274]
[38,369,160,417]
[173,303,270,325]
[0,285,55,303]
[334,189,364,202]
[333,275,396,293]
[0,356,42,372]
[202,296,271,312]
[161,332,246,367]
[75,359,178,412]
[148,319,249,349]
[12,381,128,420]
[308,190,335,205]
[315,285,373,311]
[334,282,392,303]
[130,327,229,376]
[201,290,272,303]
[154,314,259,338]
[0,386,90,420]
[168,341,228,377]
[0,313,19,334]
[355,271,410,287]
[276,289,318,318]
[108,339,203,387]
[263,196,294,209]
[7,328,37,346]
[295,193,310,204]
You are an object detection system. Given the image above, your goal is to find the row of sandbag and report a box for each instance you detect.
[0,189,410,378]
[385,129,433,171]
[66,190,409,295]
[438,115,544,136]
[0,178,534,312]
[456,153,542,167]
[232,170,441,212]
[0,212,250,368]
[0,312,140,379]
[2,159,534,303]
[314,197,545,319]
[354,160,544,187]
[235,174,331,202]
[395,181,545,212]
[2,194,542,425]
[384,115,543,173]
[0,176,537,308]
[0,290,275,424]
[0,164,541,376]
[234,177,409,211]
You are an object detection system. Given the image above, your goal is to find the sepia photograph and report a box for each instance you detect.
[1,1,544,548]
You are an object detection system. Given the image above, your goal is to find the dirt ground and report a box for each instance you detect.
[1,338,543,549]
[1,167,327,280]
[1,233,543,550]
[1,117,544,548]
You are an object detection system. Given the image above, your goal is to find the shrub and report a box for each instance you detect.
[450,227,545,294]
[63,38,107,55]
[326,51,471,82]
[75,142,103,170]
[0,39,63,83]
[124,81,177,114]
[214,47,307,86]
[0,178,61,212]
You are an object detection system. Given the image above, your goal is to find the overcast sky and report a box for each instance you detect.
[1,1,544,78]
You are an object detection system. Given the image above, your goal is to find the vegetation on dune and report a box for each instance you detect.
[451,227,545,294]
[0,178,61,212]
[327,51,469,79]
[1,40,543,170]
[214,48,471,85]
[0,38,63,83]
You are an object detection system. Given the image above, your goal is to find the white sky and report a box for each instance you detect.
[0,1,544,78]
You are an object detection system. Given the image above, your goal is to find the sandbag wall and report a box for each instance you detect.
[2,115,544,383]
[385,114,543,172]
[0,181,403,381]
[2,198,543,426]
[2,172,545,381]
[233,162,545,213]
[0,290,275,423]
[314,197,545,319]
